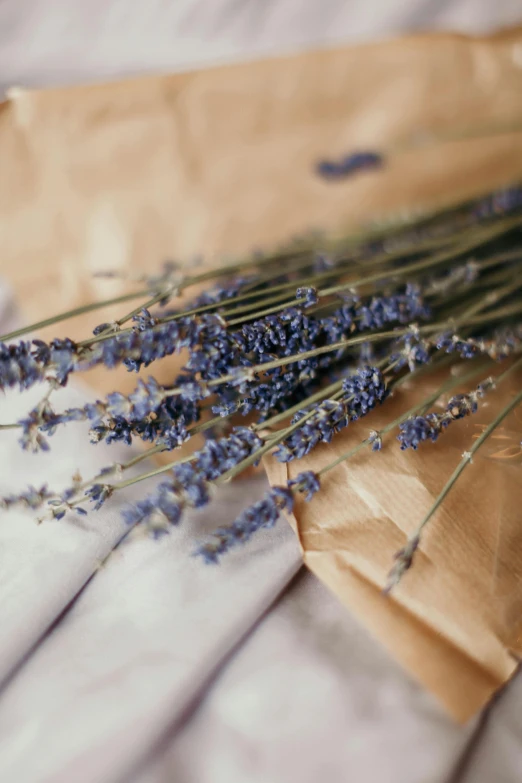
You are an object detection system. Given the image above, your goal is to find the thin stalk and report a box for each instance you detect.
[163,331,401,393]
[254,356,395,433]
[223,290,306,320]
[322,214,522,297]
[385,356,522,590]
[52,411,226,503]
[453,277,522,321]
[412,358,522,534]
[76,230,522,350]
[223,241,522,328]
[0,288,153,343]
[114,287,177,328]
[216,234,466,320]
[226,297,301,326]
[11,191,508,346]
[78,444,164,492]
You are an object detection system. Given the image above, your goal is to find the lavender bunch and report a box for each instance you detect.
[1,184,522,592]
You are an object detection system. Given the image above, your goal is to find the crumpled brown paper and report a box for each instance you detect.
[264,366,522,722]
[2,25,522,717]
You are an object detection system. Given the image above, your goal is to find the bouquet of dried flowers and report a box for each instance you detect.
[1,185,521,591]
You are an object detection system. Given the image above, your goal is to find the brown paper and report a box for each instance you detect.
[2,27,522,395]
[2,27,522,712]
[264,367,522,722]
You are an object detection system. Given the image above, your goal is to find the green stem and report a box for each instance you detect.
[74,232,522,351]
[0,288,153,343]
[322,214,522,298]
[385,355,522,590]
[214,242,522,328]
[412,358,522,536]
[114,287,177,328]
[216,234,466,321]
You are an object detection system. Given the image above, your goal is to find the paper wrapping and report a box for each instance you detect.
[2,27,522,393]
[1,26,522,716]
[264,366,522,722]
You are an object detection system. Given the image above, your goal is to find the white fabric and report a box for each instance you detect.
[1,0,522,93]
[0,289,301,782]
[0,473,301,783]
[135,571,477,783]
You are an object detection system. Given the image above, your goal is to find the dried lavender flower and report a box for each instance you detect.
[1,181,521,591]
[397,377,496,450]
[316,151,383,180]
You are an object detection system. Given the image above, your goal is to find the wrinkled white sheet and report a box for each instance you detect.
[0,293,302,783]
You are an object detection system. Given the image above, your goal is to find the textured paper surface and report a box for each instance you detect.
[1,26,522,718]
[265,366,522,722]
[2,28,522,393]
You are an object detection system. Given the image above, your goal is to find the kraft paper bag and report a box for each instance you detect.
[264,365,522,722]
[2,25,522,718]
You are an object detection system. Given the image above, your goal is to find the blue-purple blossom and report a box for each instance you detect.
[342,365,389,416]
[90,416,133,446]
[17,400,57,453]
[296,287,319,308]
[436,327,522,361]
[85,483,114,511]
[275,366,387,462]
[391,330,431,371]
[316,151,384,180]
[436,332,477,359]
[368,430,383,451]
[2,181,521,581]
[195,471,321,562]
[132,308,157,331]
[1,315,232,392]
[32,375,197,449]
[0,341,45,391]
[384,534,421,594]
[194,486,294,563]
[157,419,189,450]
[0,484,53,511]
[473,186,522,220]
[191,277,252,308]
[121,427,263,530]
[397,415,441,450]
[356,285,430,331]
[397,378,495,450]
[212,400,240,417]
[288,471,321,501]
